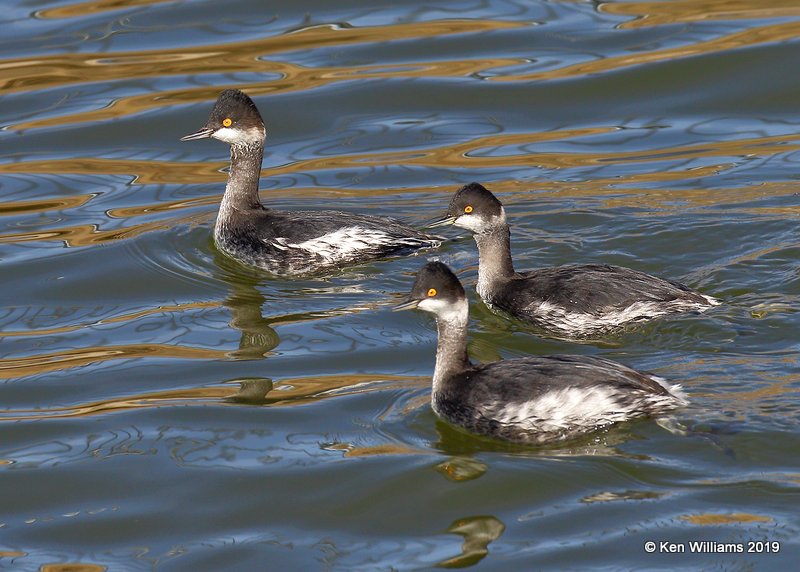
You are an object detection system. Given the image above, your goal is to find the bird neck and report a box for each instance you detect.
[432,299,471,393]
[474,225,515,296]
[218,141,266,223]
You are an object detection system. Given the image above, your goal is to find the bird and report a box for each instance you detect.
[393,261,687,444]
[181,89,441,276]
[429,182,718,337]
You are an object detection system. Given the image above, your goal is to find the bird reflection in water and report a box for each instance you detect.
[214,250,280,360]
[225,377,274,404]
[437,515,506,568]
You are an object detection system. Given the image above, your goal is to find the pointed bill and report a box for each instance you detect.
[180,127,214,141]
[392,299,421,312]
[426,216,456,229]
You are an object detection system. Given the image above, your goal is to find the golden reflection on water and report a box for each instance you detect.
[101,162,728,207]
[0,374,425,421]
[276,131,798,174]
[1,277,384,378]
[680,512,773,525]
[0,219,177,247]
[1,301,217,338]
[1,179,795,250]
[495,19,800,82]
[6,12,799,131]
[601,0,800,29]
[326,442,428,458]
[12,58,528,131]
[693,375,799,402]
[0,19,523,97]
[39,564,107,572]
[0,157,222,185]
[0,132,800,184]
[0,383,249,421]
[2,177,795,248]
[0,551,26,558]
[0,343,230,380]
[105,196,219,219]
[0,194,95,217]
[0,122,796,248]
[37,0,174,19]
[2,128,796,186]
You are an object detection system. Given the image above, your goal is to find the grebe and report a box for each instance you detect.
[181,89,440,275]
[430,182,718,337]
[393,261,687,444]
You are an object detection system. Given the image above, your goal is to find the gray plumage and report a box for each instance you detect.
[395,262,687,445]
[182,89,440,276]
[433,182,718,337]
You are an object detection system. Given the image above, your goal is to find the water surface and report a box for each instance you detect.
[1,0,799,570]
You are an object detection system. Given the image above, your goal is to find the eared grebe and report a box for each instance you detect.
[430,183,718,337]
[181,89,441,275]
[393,261,687,444]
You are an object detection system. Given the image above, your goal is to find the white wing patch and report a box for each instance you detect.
[482,384,683,435]
[270,237,291,251]
[528,297,716,336]
[267,226,431,262]
[485,387,621,434]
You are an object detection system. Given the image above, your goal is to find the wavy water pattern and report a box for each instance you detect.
[601,0,800,29]
[0,19,524,94]
[1,0,799,570]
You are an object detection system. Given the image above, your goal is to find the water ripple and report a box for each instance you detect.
[2,1,800,569]
[0,343,229,380]
[601,0,800,29]
[36,0,179,20]
[0,19,525,94]
[2,130,796,186]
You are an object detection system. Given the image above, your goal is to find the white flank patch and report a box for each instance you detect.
[268,226,429,262]
[530,297,715,336]
[486,387,621,433]
[482,383,682,435]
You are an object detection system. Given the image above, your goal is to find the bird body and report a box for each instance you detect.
[481,259,717,337]
[394,262,687,444]
[431,183,718,336]
[182,89,440,275]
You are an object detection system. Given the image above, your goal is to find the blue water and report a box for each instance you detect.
[1,1,799,570]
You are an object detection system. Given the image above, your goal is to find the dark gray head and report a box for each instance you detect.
[181,89,266,146]
[430,182,506,234]
[393,261,467,318]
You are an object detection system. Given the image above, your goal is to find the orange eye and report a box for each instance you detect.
[427,288,437,297]
[464,205,473,214]
[222,118,232,127]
